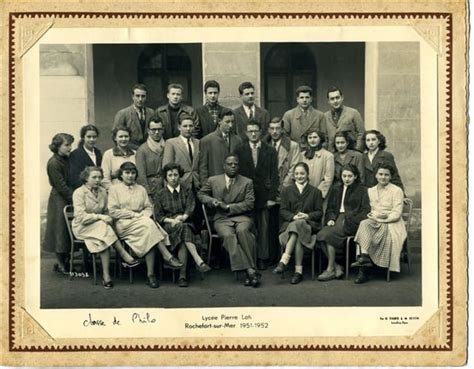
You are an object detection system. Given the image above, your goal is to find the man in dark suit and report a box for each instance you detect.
[195,80,228,138]
[324,86,365,152]
[198,153,261,287]
[199,110,242,185]
[233,82,270,140]
[112,83,155,149]
[234,120,279,270]
[155,83,200,140]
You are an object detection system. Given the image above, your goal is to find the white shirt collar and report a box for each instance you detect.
[167,184,181,193]
[295,181,307,193]
[243,104,255,117]
[250,141,262,149]
[224,174,235,186]
[180,135,192,144]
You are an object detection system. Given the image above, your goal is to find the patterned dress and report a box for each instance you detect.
[154,185,200,251]
[354,183,407,272]
[108,182,169,258]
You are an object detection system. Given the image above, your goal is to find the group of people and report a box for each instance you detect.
[43,80,407,290]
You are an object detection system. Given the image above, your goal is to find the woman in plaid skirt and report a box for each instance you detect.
[154,163,211,287]
[351,162,407,284]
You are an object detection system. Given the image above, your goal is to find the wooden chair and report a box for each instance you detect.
[63,205,97,284]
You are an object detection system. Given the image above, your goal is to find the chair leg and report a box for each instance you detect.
[345,239,350,280]
[386,268,391,282]
[69,247,74,279]
[92,254,97,285]
[312,249,315,280]
[207,237,213,266]
[129,267,133,284]
[405,240,412,274]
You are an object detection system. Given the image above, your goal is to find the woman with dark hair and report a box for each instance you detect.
[108,162,183,288]
[69,124,103,190]
[333,131,365,185]
[316,164,370,281]
[272,162,323,284]
[362,129,403,190]
[102,126,136,189]
[351,163,407,284]
[43,133,74,274]
[154,163,211,287]
[72,167,139,289]
[298,128,335,199]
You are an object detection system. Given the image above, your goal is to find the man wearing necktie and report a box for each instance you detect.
[234,120,279,270]
[112,83,155,149]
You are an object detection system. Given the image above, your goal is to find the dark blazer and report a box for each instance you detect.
[68,145,103,190]
[198,128,242,185]
[198,174,255,222]
[324,182,370,234]
[279,183,323,233]
[233,105,271,140]
[195,104,228,138]
[155,104,199,140]
[362,150,404,190]
[113,105,155,149]
[234,141,279,209]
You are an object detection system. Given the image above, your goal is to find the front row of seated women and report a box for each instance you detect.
[273,161,407,285]
[71,161,211,289]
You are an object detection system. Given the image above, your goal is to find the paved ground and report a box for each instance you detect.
[41,244,421,309]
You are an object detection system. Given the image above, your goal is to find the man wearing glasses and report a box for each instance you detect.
[136,114,166,198]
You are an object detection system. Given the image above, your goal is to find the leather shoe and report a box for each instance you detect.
[272,262,288,274]
[244,277,252,286]
[351,255,373,268]
[317,269,336,282]
[178,277,188,288]
[102,279,114,289]
[257,259,267,271]
[197,262,211,273]
[164,256,184,269]
[121,259,140,268]
[250,272,261,288]
[290,272,303,284]
[147,275,159,288]
[354,269,369,284]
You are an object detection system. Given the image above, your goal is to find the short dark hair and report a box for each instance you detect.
[363,129,387,150]
[179,113,194,124]
[112,126,132,143]
[116,161,139,181]
[218,109,234,121]
[147,114,163,129]
[162,162,185,178]
[246,120,262,131]
[204,80,220,93]
[49,133,74,153]
[375,162,396,177]
[79,166,103,184]
[167,83,184,93]
[333,131,355,151]
[132,83,147,94]
[79,124,99,146]
[294,161,310,175]
[296,85,313,97]
[327,86,343,98]
[268,116,283,127]
[238,82,255,95]
[340,163,360,183]
[224,153,240,162]
[303,128,326,144]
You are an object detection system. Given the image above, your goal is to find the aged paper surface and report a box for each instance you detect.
[0,0,468,366]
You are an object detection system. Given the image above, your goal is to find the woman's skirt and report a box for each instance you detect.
[163,222,200,252]
[43,190,70,254]
[72,220,118,254]
[279,219,314,249]
[316,214,350,251]
[354,218,402,272]
[115,217,170,258]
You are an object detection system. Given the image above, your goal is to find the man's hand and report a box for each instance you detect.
[266,200,277,208]
[327,220,335,227]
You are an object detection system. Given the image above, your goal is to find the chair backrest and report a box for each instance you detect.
[201,203,218,236]
[62,205,76,243]
[402,198,413,233]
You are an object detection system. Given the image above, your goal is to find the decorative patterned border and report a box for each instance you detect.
[7,11,453,352]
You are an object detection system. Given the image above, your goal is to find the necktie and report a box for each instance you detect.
[273,140,278,151]
[223,134,230,148]
[226,178,234,191]
[251,143,258,167]
[187,139,193,163]
[248,108,254,119]
[138,109,146,136]
[173,189,179,200]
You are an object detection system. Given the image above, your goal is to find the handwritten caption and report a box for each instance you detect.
[82,312,157,327]
[184,314,269,330]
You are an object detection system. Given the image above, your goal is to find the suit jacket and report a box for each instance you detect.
[324,181,370,234]
[198,174,255,222]
[324,105,365,152]
[234,141,279,209]
[198,128,243,185]
[282,106,326,145]
[68,145,103,190]
[155,104,199,140]
[195,104,228,138]
[162,136,200,189]
[233,105,271,140]
[113,105,155,149]
[263,134,300,195]
[363,150,404,191]
[279,183,323,233]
